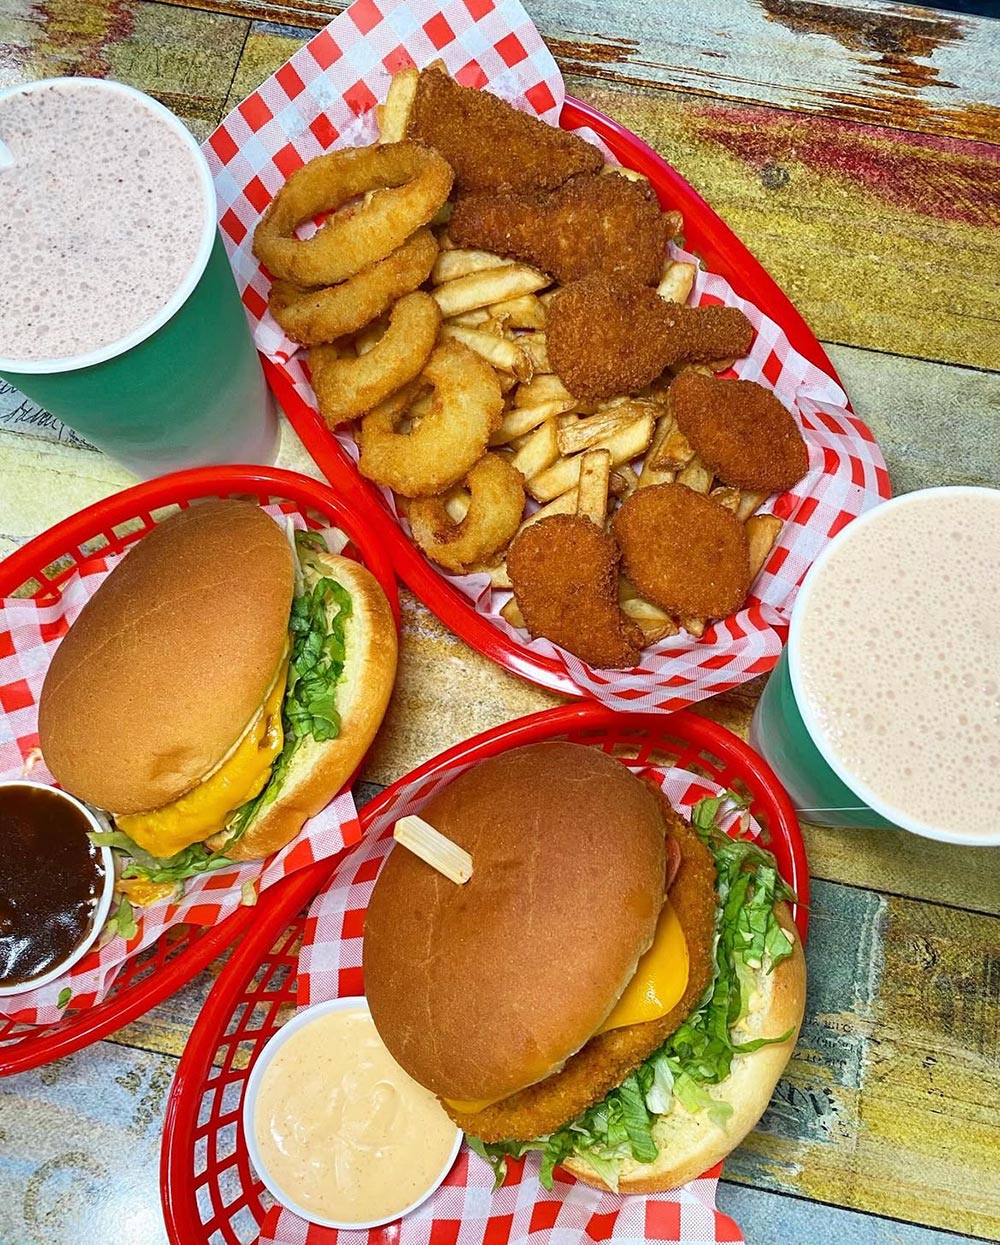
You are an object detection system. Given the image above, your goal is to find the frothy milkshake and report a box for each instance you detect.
[792,488,1000,839]
[0,80,208,362]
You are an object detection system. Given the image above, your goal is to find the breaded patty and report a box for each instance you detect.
[612,483,751,619]
[547,274,673,400]
[670,371,809,492]
[450,791,717,1143]
[507,514,643,670]
[449,174,672,286]
[405,68,602,195]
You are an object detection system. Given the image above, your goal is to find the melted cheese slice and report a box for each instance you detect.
[116,660,288,859]
[445,897,689,1116]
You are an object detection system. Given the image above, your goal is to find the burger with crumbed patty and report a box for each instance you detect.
[38,500,396,907]
[363,741,805,1192]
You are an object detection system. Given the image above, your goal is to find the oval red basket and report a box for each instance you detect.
[0,465,398,1076]
[264,95,878,699]
[160,700,809,1245]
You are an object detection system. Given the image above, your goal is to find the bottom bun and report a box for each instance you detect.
[563,904,806,1193]
[227,553,397,861]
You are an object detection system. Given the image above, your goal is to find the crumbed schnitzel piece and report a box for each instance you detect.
[447,793,717,1142]
[548,276,756,401]
[507,514,643,669]
[613,483,751,619]
[670,371,809,492]
[405,67,602,194]
[449,173,673,286]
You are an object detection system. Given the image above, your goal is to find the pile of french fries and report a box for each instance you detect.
[366,68,784,650]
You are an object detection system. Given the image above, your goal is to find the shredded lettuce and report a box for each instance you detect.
[472,790,798,1191]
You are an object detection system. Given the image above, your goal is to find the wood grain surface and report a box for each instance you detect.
[0,0,998,1242]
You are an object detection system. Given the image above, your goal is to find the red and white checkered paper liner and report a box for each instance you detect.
[0,507,362,1025]
[204,0,890,712]
[263,758,762,1245]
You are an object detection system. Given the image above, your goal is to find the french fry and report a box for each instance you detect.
[490,402,568,446]
[708,356,736,373]
[657,260,697,304]
[649,422,694,472]
[746,513,782,579]
[514,374,574,408]
[354,324,384,357]
[681,617,706,638]
[576,449,611,525]
[468,560,512,589]
[709,486,741,513]
[440,323,530,377]
[509,419,560,480]
[516,489,579,535]
[609,464,639,499]
[638,415,679,489]
[518,333,549,372]
[498,371,519,394]
[377,67,417,142]
[489,293,546,330]
[557,403,655,456]
[500,596,526,629]
[601,163,648,184]
[528,414,655,503]
[432,266,549,318]
[432,249,512,284]
[447,307,491,327]
[736,490,769,522]
[444,491,470,524]
[677,454,713,495]
[620,598,679,643]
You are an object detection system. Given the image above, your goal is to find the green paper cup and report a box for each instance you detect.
[750,486,1000,845]
[0,78,276,477]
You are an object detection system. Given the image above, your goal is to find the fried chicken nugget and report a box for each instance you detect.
[670,371,810,492]
[548,277,756,401]
[450,173,672,286]
[405,67,602,194]
[449,793,717,1142]
[612,483,751,619]
[507,514,644,670]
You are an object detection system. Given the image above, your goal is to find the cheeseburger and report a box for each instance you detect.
[364,742,805,1192]
[38,500,396,900]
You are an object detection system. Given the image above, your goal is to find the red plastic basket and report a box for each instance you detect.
[160,701,809,1245]
[266,94,855,698]
[0,465,399,1076]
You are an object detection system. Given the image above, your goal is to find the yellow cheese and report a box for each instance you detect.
[445,897,689,1116]
[117,661,288,858]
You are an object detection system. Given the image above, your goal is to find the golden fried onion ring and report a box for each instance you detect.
[310,291,440,426]
[253,142,453,286]
[269,228,438,345]
[409,454,526,571]
[358,340,504,497]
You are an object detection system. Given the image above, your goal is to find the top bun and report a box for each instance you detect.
[39,500,294,815]
[364,742,667,1103]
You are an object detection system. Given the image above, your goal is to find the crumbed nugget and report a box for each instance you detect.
[670,371,809,492]
[547,274,672,400]
[405,67,602,194]
[449,173,672,285]
[448,794,717,1142]
[507,514,643,669]
[612,483,751,619]
[660,304,754,365]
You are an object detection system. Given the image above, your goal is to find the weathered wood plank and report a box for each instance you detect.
[0,0,250,135]
[166,0,1000,145]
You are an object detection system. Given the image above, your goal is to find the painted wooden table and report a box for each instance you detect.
[1,0,999,1242]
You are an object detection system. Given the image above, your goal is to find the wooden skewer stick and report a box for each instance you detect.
[393,815,473,885]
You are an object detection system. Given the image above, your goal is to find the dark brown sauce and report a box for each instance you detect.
[0,785,105,986]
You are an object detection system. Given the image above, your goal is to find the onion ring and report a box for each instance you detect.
[268,228,438,345]
[252,142,453,286]
[309,291,440,426]
[358,340,504,497]
[409,454,526,571]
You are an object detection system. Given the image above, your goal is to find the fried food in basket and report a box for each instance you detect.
[404,65,602,194]
[612,483,751,619]
[670,370,810,492]
[449,173,672,286]
[252,142,452,286]
[507,514,644,669]
[409,454,526,572]
[267,229,438,344]
[358,339,504,497]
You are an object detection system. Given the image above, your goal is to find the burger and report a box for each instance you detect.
[38,500,397,905]
[364,742,805,1192]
